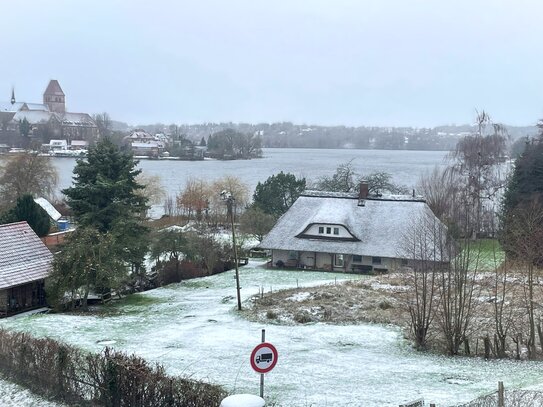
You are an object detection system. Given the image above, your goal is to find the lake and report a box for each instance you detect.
[53,148,449,214]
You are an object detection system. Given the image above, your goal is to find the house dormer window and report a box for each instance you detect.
[296,223,360,241]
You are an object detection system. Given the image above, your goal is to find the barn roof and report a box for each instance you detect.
[0,222,53,290]
[259,191,445,260]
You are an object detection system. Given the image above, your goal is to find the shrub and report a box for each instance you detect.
[294,311,312,324]
[0,328,227,406]
[266,310,278,319]
[378,300,393,310]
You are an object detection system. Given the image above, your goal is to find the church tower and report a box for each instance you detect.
[43,80,65,113]
[10,87,15,105]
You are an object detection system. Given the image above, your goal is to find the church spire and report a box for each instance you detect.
[10,87,15,105]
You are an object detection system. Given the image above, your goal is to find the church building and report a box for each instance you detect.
[0,80,98,147]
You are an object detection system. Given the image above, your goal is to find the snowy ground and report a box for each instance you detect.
[2,260,543,406]
[0,379,63,407]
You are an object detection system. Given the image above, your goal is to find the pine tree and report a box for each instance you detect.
[502,140,543,215]
[1,194,50,237]
[253,172,306,217]
[63,138,149,270]
[63,138,148,232]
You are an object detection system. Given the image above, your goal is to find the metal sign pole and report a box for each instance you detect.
[260,329,265,398]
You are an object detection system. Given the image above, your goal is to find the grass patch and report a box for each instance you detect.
[98,293,166,316]
[459,238,505,271]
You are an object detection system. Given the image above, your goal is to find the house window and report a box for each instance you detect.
[372,257,382,265]
[401,259,409,266]
[333,227,339,235]
[318,226,324,234]
[352,255,362,263]
[326,227,331,234]
[335,254,344,267]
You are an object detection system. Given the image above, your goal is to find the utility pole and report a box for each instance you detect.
[221,191,242,311]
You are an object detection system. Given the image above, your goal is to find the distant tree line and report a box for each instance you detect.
[129,121,537,152]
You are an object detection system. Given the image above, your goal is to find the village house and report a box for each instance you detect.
[0,80,98,147]
[124,130,166,157]
[259,184,447,274]
[0,221,53,316]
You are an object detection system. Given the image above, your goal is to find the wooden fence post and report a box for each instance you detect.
[498,381,504,407]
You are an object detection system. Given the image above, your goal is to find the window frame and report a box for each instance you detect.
[372,256,382,265]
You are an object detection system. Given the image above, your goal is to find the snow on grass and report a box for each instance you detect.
[285,291,312,302]
[0,379,63,407]
[2,260,543,406]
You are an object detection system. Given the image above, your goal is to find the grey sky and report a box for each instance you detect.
[1,0,542,127]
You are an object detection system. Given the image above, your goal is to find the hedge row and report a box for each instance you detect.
[0,329,227,406]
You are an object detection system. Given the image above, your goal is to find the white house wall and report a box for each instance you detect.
[271,250,402,272]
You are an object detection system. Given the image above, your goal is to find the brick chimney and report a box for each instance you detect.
[358,181,368,206]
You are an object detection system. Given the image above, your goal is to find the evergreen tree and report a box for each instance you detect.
[63,138,148,232]
[18,117,31,138]
[502,140,543,215]
[1,194,50,237]
[199,136,207,147]
[501,138,543,263]
[63,138,149,270]
[253,172,306,217]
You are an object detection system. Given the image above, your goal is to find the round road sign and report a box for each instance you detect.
[250,342,278,374]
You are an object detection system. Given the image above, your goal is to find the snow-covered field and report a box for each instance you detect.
[0,379,62,407]
[2,260,543,406]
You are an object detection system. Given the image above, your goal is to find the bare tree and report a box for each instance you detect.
[502,198,543,358]
[449,111,508,238]
[435,187,482,356]
[418,166,461,222]
[239,206,276,242]
[135,173,166,217]
[401,210,449,350]
[93,112,112,138]
[177,178,211,220]
[0,152,58,211]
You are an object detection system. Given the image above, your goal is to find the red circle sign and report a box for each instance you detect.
[250,342,278,374]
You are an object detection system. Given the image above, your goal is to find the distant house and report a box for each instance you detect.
[49,139,68,151]
[69,140,88,150]
[124,130,166,157]
[259,184,447,273]
[0,222,53,316]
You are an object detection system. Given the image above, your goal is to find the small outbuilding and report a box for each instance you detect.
[0,221,53,316]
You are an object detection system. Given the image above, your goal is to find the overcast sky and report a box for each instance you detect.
[1,0,542,127]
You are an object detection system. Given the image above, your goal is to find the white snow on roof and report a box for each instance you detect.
[260,192,444,260]
[34,198,62,221]
[70,140,88,147]
[132,141,159,148]
[59,112,96,126]
[13,110,52,124]
[0,102,23,112]
[25,103,49,111]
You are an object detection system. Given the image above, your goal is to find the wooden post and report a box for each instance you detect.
[260,329,265,398]
[498,381,504,407]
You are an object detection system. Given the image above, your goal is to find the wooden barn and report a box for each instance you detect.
[0,222,53,316]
